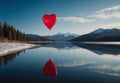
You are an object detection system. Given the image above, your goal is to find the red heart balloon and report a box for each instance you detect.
[42,14,57,30]
[43,59,58,77]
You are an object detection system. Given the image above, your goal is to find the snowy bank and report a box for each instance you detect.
[0,43,37,56]
[82,42,120,45]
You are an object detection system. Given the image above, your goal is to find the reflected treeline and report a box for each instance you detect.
[28,42,78,50]
[41,42,78,50]
[73,43,120,55]
[0,50,25,66]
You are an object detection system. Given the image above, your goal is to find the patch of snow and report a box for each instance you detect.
[0,43,37,56]
[82,42,120,45]
[92,28,104,34]
[64,32,71,37]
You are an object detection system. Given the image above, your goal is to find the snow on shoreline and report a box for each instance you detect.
[82,42,120,45]
[0,43,37,57]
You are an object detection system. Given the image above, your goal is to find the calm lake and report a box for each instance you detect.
[0,43,120,83]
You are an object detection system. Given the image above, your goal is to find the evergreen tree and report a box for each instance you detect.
[16,29,19,41]
[23,33,26,42]
[11,26,16,40]
[8,29,12,40]
[16,29,21,41]
[0,22,3,38]
[3,22,9,38]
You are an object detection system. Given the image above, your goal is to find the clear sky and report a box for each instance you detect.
[0,0,120,35]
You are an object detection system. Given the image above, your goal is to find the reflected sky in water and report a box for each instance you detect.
[0,43,120,83]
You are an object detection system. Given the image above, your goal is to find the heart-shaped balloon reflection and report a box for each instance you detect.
[42,14,57,30]
[43,59,58,77]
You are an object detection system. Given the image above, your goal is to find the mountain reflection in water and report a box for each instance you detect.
[0,42,120,83]
[37,42,120,55]
[72,43,120,55]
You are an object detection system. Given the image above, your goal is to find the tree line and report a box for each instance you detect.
[0,22,26,42]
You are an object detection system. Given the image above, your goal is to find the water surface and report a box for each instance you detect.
[0,43,120,83]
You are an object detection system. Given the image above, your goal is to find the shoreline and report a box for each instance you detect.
[0,43,38,57]
[0,42,120,57]
[81,42,120,45]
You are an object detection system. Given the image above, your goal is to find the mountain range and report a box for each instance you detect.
[71,28,120,41]
[44,32,79,41]
[26,33,79,41]
[26,28,120,41]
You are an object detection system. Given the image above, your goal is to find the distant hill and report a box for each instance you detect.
[44,32,79,41]
[26,34,50,41]
[71,28,120,41]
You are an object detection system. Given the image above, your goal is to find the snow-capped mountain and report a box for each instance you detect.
[92,28,104,34]
[45,32,79,41]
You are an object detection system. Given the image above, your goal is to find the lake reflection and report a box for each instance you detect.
[43,59,58,77]
[73,43,120,55]
[0,50,25,66]
[0,43,120,83]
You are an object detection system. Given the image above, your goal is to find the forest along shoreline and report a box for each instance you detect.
[0,22,39,57]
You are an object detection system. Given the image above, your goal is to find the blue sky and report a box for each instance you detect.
[0,0,120,35]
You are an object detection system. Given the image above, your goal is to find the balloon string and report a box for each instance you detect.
[49,31,51,56]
